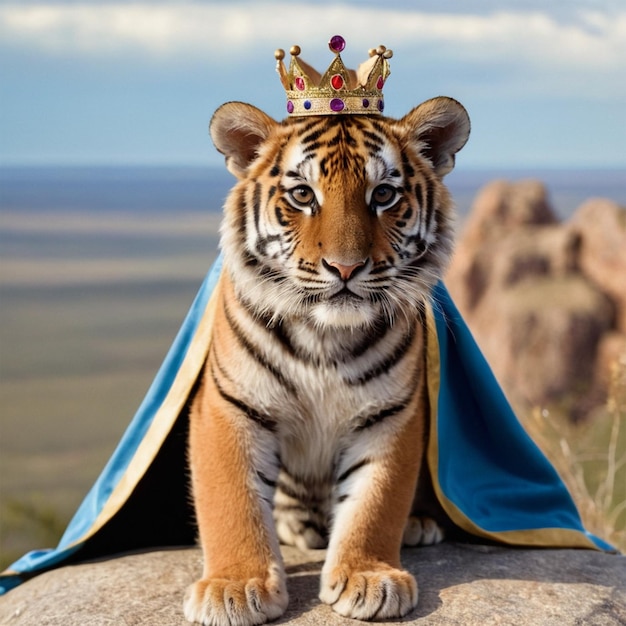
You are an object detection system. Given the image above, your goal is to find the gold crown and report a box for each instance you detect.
[275,35,392,117]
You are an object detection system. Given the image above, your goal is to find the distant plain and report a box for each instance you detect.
[1,195,220,565]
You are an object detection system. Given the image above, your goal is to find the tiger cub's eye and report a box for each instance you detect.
[372,184,398,209]
[289,185,315,207]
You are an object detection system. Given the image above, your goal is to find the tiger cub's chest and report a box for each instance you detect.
[219,294,422,439]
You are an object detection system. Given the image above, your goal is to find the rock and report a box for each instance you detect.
[447,180,564,316]
[568,199,626,332]
[467,277,614,414]
[446,179,626,420]
[460,179,557,246]
[0,544,624,625]
[447,225,582,314]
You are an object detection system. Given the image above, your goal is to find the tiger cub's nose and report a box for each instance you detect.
[322,259,366,281]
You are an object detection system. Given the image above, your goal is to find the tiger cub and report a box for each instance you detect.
[184,97,470,625]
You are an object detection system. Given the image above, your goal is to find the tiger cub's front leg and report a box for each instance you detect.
[319,400,425,621]
[184,373,287,626]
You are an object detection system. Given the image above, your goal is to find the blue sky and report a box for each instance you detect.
[1,0,625,169]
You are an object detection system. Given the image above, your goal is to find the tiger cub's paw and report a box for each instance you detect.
[319,565,418,620]
[403,515,445,547]
[184,575,288,626]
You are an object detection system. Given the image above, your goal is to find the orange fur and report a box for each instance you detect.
[329,401,425,570]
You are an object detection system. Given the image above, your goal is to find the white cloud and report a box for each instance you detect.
[1,2,625,74]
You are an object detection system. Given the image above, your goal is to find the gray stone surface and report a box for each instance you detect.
[1,543,625,625]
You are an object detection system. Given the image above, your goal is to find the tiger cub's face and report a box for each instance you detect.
[211,98,470,329]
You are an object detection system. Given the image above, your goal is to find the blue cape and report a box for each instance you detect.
[0,254,613,594]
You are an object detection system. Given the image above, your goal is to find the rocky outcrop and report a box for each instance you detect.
[446,180,626,420]
[1,544,624,625]
[569,199,626,333]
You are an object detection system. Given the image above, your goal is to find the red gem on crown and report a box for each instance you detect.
[331,75,344,90]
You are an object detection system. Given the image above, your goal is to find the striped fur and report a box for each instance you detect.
[185,98,470,625]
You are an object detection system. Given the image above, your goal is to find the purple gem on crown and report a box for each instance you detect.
[330,98,345,112]
[328,35,346,54]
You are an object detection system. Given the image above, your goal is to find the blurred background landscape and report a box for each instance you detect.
[1,1,625,567]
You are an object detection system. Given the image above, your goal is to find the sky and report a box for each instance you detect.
[1,0,625,169]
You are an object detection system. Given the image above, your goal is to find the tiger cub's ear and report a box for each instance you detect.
[210,102,278,179]
[399,97,470,178]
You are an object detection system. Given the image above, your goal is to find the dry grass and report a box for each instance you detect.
[524,356,626,552]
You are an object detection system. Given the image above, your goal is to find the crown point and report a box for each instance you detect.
[376,45,386,56]
[368,48,377,58]
[383,49,393,59]
[328,35,346,54]
[290,45,301,56]
[275,49,285,61]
